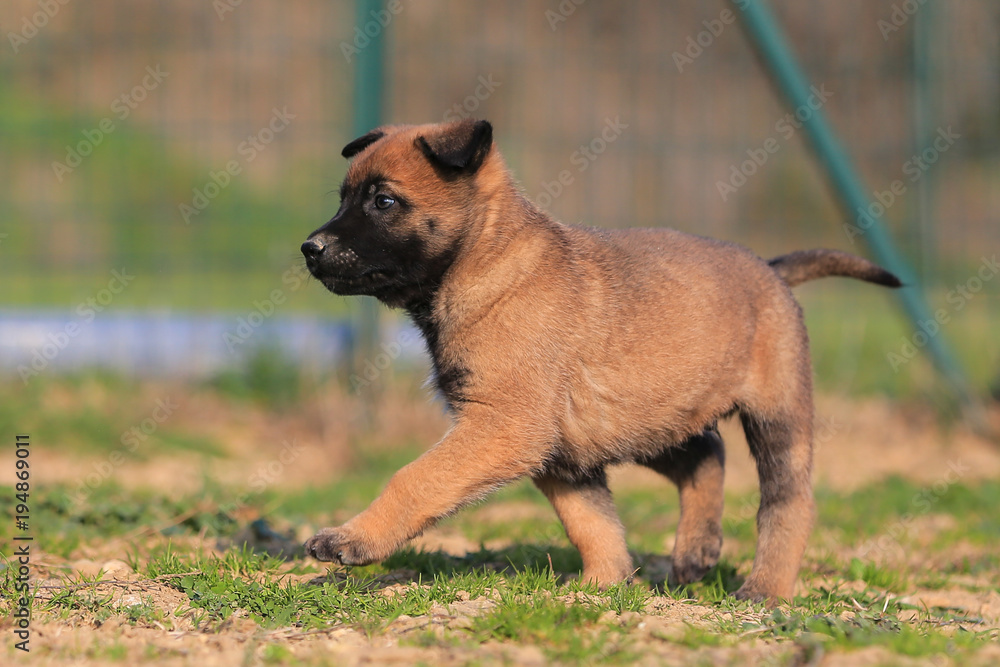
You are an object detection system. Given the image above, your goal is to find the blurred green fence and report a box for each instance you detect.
[1,0,997,396]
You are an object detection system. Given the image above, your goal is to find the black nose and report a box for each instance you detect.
[301,238,325,259]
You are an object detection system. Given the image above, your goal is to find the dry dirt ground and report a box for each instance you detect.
[15,580,1000,667]
[4,388,1000,666]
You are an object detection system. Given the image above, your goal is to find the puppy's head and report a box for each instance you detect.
[301,119,495,308]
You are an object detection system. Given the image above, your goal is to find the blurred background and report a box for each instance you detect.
[1,0,998,480]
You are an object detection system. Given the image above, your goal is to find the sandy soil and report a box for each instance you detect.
[7,560,1000,666]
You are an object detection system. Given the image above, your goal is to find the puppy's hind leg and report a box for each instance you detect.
[735,408,815,604]
[640,428,726,587]
[533,470,634,588]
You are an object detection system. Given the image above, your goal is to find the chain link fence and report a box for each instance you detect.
[1,0,997,392]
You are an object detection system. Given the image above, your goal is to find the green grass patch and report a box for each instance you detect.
[756,598,992,658]
[0,483,238,558]
[470,590,637,663]
[665,561,747,604]
[0,372,227,457]
[846,558,908,592]
[205,347,311,409]
[799,281,999,401]
[134,544,649,648]
[816,476,1000,543]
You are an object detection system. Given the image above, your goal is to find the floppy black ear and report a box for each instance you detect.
[416,119,493,174]
[341,129,385,158]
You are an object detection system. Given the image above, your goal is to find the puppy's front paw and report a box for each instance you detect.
[303,526,375,565]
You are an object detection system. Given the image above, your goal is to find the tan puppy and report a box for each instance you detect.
[300,119,900,603]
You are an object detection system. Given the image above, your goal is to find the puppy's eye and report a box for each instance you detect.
[374,194,395,210]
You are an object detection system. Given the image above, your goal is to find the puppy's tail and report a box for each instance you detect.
[768,249,903,288]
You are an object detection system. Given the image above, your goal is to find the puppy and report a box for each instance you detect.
[300,119,900,603]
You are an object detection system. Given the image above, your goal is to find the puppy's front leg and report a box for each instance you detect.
[533,471,633,588]
[305,406,543,565]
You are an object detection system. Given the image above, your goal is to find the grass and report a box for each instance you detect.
[798,281,1000,401]
[0,373,997,663]
[815,476,1000,542]
[756,598,992,656]
[0,372,228,458]
[2,470,998,662]
[468,587,640,663]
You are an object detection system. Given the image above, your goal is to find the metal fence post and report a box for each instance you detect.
[350,0,387,428]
